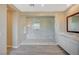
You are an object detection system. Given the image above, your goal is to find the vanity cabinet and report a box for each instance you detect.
[57,33,79,55]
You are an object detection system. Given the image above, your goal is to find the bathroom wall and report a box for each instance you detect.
[0,4,7,54]
[13,11,27,48]
[13,11,20,48]
[17,15,27,46]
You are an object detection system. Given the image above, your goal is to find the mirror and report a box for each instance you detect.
[67,12,79,33]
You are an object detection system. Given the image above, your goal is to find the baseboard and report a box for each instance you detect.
[21,42,57,45]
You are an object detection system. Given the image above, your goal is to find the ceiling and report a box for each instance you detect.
[13,4,71,12]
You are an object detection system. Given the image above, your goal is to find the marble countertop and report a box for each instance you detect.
[58,32,79,43]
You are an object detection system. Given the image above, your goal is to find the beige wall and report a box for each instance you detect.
[66,5,79,16]
[0,4,7,54]
[54,13,65,33]
[12,10,27,48]
[13,11,20,48]
[17,15,26,46]
[7,5,14,48]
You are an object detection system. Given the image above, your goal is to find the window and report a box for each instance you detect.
[32,23,40,29]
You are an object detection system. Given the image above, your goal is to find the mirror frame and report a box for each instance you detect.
[66,12,79,33]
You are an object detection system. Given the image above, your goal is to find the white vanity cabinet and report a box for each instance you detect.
[57,33,79,55]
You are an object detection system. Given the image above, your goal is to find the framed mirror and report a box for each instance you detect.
[67,12,79,33]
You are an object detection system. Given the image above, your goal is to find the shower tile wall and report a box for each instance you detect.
[23,16,55,43]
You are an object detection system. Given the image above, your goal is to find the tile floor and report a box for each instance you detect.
[9,45,69,55]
